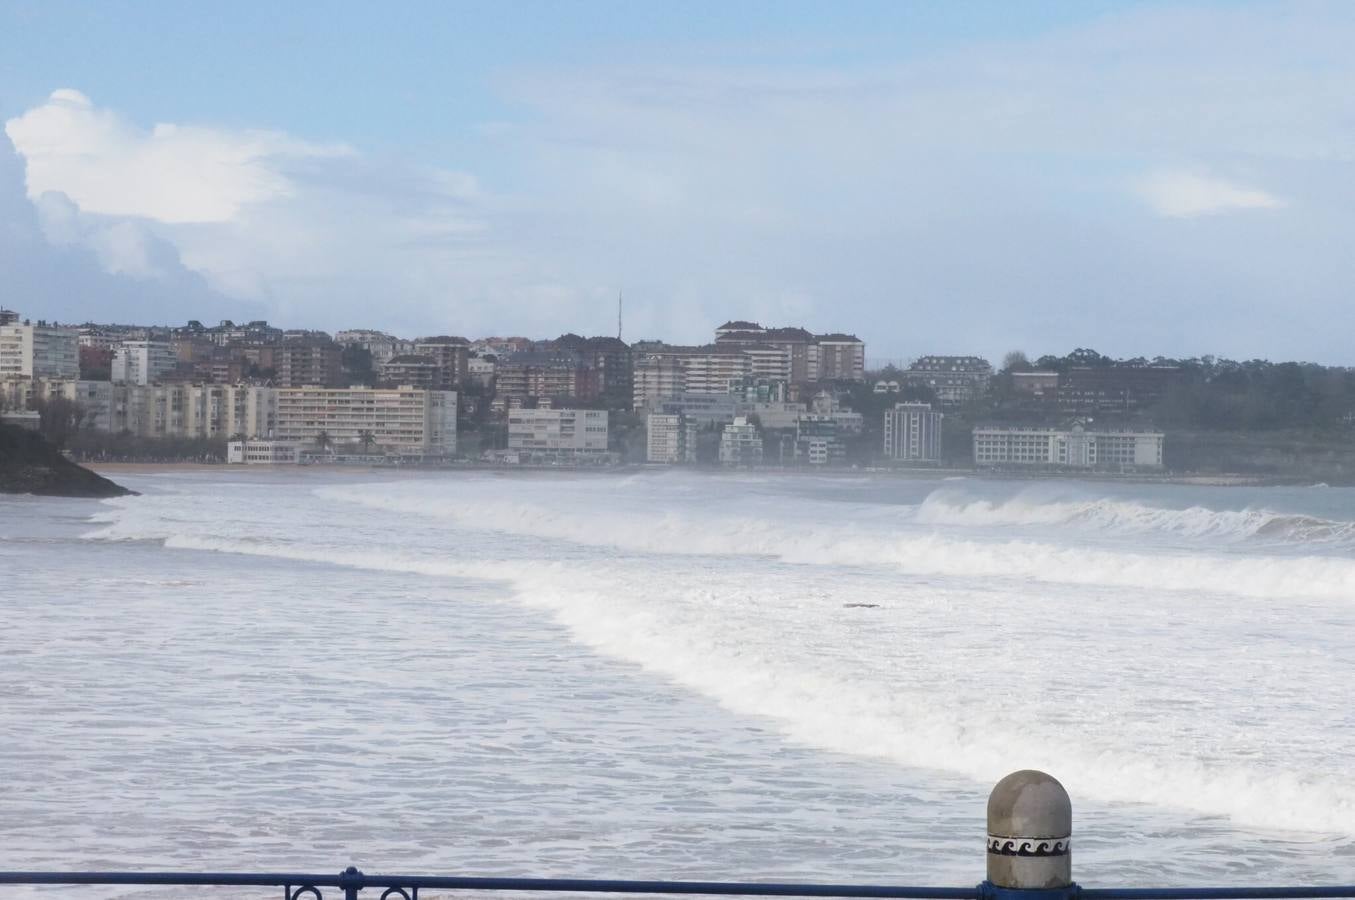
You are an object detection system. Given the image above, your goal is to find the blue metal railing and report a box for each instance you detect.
[1,869,1354,900]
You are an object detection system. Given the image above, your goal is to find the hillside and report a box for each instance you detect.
[0,424,134,498]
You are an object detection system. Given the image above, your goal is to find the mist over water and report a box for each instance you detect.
[3,469,1354,895]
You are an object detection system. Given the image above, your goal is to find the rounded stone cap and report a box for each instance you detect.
[987,769,1071,839]
[986,770,1072,889]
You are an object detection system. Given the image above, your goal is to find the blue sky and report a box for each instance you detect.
[2,0,1353,363]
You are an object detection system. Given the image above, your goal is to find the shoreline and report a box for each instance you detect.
[81,460,1343,488]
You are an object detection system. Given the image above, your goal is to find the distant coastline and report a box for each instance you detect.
[82,459,1334,488]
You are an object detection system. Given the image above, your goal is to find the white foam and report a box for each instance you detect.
[309,483,1355,602]
[86,478,1355,837]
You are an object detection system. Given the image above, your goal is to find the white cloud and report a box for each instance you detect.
[1136,170,1285,218]
[4,2,1355,361]
[4,89,350,224]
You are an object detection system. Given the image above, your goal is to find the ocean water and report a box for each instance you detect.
[2,468,1354,897]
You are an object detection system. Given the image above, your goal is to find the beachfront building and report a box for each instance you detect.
[507,407,610,462]
[883,402,944,462]
[646,412,697,464]
[718,416,763,466]
[794,415,847,466]
[973,422,1164,469]
[227,439,301,465]
[273,386,457,457]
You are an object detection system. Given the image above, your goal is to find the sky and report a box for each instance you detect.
[1,0,1353,364]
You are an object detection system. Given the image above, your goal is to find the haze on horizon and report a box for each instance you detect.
[2,0,1353,365]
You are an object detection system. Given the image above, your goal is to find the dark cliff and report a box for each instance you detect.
[0,424,134,498]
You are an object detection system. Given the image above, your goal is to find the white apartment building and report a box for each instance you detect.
[112,340,177,385]
[335,329,400,365]
[646,413,697,463]
[0,320,79,379]
[274,386,456,456]
[633,353,688,410]
[719,416,763,466]
[683,349,753,394]
[883,402,944,462]
[507,408,609,456]
[973,423,1164,469]
[227,439,300,464]
[741,344,791,382]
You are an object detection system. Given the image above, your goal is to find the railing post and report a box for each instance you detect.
[984,770,1074,900]
[339,865,365,900]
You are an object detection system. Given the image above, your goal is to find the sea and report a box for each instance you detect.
[2,468,1353,897]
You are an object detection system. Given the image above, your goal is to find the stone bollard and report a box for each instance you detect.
[986,770,1072,892]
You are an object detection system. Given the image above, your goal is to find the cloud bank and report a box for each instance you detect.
[4,3,1355,362]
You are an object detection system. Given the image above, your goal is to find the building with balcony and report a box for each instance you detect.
[112,340,176,385]
[794,415,847,466]
[507,408,610,460]
[274,386,456,456]
[973,423,1164,469]
[271,339,343,388]
[883,402,943,462]
[0,318,79,379]
[412,336,471,389]
[646,413,697,464]
[718,416,763,466]
[227,439,301,464]
[379,355,442,389]
[903,356,993,407]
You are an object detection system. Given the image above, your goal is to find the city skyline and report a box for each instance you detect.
[4,1,1355,365]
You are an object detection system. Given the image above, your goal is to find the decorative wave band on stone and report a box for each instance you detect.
[986,834,1071,857]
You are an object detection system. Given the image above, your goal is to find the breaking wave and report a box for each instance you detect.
[309,484,1355,602]
[914,491,1355,547]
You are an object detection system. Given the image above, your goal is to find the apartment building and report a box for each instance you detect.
[810,334,867,381]
[271,339,343,388]
[112,340,177,385]
[718,416,763,466]
[883,402,944,462]
[904,356,993,407]
[794,415,846,466]
[681,346,753,394]
[496,350,600,404]
[645,413,697,464]
[507,408,609,459]
[413,336,471,388]
[0,378,115,431]
[0,318,79,379]
[544,335,633,410]
[973,423,1164,469]
[335,330,401,365]
[632,345,692,410]
[714,322,866,383]
[380,355,442,389]
[714,324,810,381]
[274,386,456,456]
